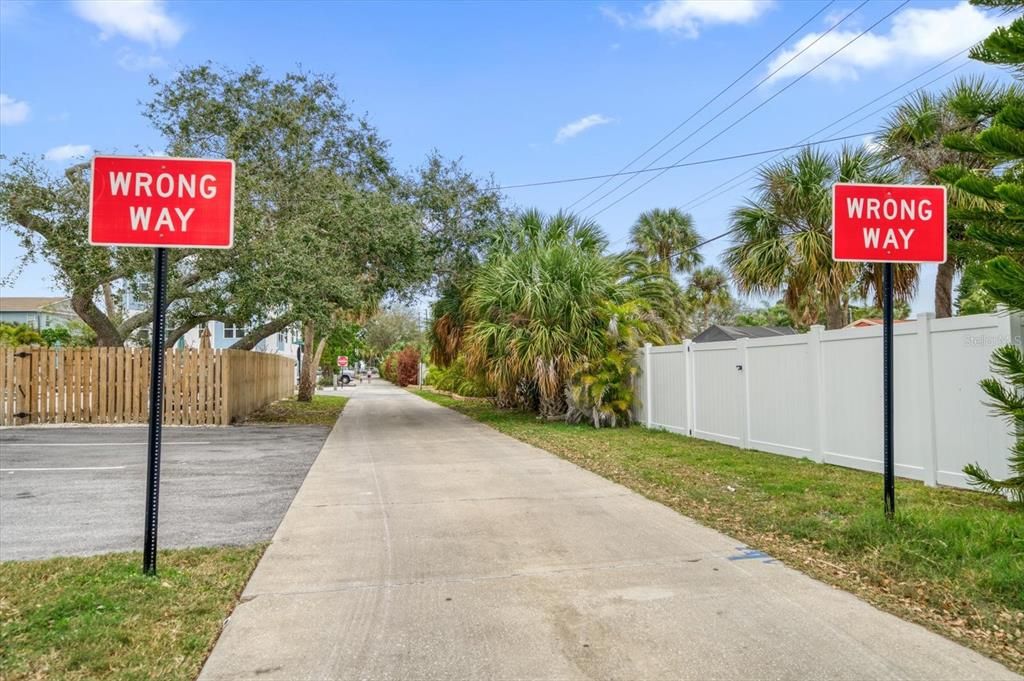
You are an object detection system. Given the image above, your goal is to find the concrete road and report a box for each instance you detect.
[200,383,1019,681]
[0,425,327,561]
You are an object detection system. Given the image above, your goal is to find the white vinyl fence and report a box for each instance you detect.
[634,311,1022,490]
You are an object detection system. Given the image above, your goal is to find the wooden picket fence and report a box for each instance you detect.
[0,346,295,426]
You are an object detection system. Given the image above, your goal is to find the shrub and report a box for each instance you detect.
[0,323,45,347]
[381,354,397,382]
[395,345,420,387]
[429,356,491,397]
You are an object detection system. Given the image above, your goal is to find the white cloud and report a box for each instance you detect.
[600,5,628,28]
[117,49,167,71]
[71,0,184,47]
[555,114,613,143]
[863,135,883,154]
[0,93,30,125]
[606,0,772,37]
[44,144,92,162]
[767,2,1003,83]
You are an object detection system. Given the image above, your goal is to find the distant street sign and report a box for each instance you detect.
[832,183,946,263]
[337,356,348,367]
[90,155,235,249]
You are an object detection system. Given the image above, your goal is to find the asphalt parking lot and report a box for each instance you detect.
[0,425,329,561]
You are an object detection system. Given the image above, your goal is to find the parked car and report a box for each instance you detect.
[339,368,354,385]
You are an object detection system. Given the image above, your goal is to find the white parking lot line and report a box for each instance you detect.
[0,441,212,447]
[2,466,128,472]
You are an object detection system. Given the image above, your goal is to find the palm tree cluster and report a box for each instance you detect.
[431,209,678,423]
[723,77,1017,329]
[724,145,917,330]
[628,208,733,335]
[425,26,1024,464]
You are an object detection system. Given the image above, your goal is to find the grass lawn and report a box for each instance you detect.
[0,545,264,681]
[245,394,348,427]
[414,390,1024,672]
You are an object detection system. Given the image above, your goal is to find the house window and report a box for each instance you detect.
[223,323,247,339]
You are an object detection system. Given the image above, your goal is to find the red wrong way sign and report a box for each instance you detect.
[832,183,946,263]
[90,155,235,249]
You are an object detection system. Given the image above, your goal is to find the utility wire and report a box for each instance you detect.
[583,0,910,219]
[496,132,874,190]
[565,0,836,211]
[577,0,877,217]
[623,85,990,276]
[679,51,971,212]
[683,60,968,212]
[602,51,969,251]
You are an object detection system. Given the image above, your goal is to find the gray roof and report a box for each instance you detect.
[692,324,797,343]
[0,296,73,314]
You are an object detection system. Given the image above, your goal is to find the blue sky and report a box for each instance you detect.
[0,0,1014,314]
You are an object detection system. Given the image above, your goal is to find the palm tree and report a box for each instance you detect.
[723,146,916,330]
[876,77,1007,317]
[685,266,733,331]
[460,209,673,417]
[629,208,702,274]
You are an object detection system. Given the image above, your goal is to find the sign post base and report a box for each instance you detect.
[883,262,895,519]
[143,247,168,575]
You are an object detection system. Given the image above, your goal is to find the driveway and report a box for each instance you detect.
[199,382,1018,680]
[0,424,328,561]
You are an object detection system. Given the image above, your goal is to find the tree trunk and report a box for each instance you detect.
[825,297,846,330]
[102,283,118,323]
[934,259,955,318]
[164,316,221,349]
[231,316,293,351]
[297,321,327,402]
[71,291,123,346]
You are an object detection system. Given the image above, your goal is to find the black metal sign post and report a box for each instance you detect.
[143,247,169,575]
[882,262,895,519]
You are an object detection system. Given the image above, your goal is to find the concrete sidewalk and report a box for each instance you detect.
[199,382,1018,680]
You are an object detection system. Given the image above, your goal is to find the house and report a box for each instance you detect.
[844,317,912,329]
[178,321,302,363]
[692,324,797,343]
[0,296,77,329]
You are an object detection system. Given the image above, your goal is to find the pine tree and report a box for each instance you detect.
[936,1,1024,502]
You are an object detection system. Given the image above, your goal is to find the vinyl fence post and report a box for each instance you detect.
[917,312,939,487]
[644,342,653,429]
[737,338,750,450]
[808,325,827,464]
[683,339,695,436]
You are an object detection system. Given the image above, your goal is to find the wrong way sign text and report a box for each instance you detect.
[832,183,946,263]
[90,155,235,249]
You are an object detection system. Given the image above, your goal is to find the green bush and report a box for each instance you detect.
[0,323,44,347]
[0,322,95,348]
[429,357,491,397]
[381,353,397,383]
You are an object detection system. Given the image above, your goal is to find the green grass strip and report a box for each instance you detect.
[0,545,265,681]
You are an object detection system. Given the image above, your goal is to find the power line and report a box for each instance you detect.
[495,132,874,190]
[604,51,969,252]
[584,0,911,220]
[564,0,837,211]
[684,60,970,213]
[577,0,876,217]
[680,51,971,212]
[624,84,990,276]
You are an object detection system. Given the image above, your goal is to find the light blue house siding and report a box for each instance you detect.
[208,322,295,355]
[0,298,77,329]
